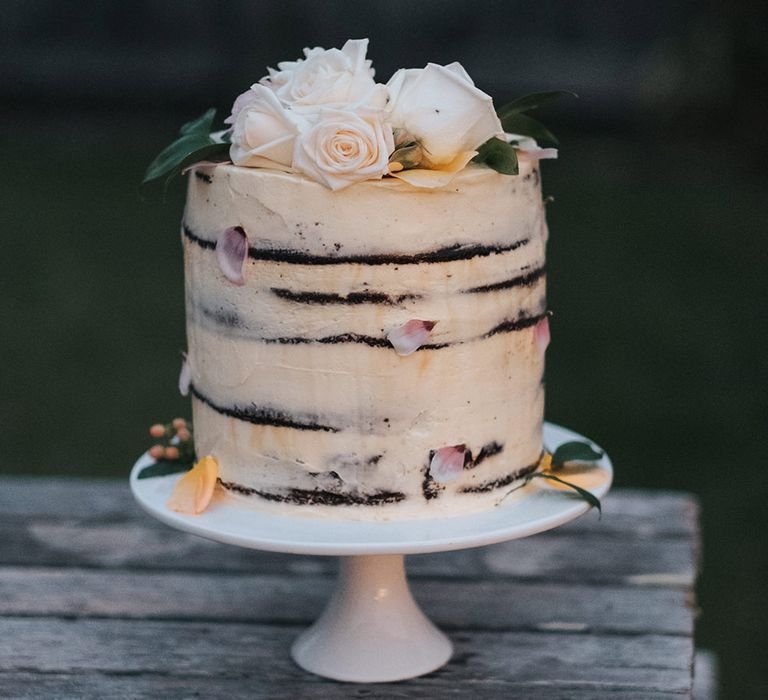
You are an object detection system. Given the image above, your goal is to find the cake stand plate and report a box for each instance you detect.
[130,422,612,683]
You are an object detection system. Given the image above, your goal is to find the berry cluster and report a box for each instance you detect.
[147,418,195,464]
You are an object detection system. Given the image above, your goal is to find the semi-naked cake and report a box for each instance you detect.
[182,158,547,519]
[145,39,560,519]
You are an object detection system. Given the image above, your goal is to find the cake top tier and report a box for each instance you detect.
[144,38,565,192]
[185,158,545,260]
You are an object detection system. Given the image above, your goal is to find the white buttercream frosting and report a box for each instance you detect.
[183,161,548,520]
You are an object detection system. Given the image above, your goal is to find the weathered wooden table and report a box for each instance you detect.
[0,478,703,698]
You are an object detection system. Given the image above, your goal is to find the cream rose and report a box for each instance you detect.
[292,108,394,190]
[264,39,386,111]
[227,84,305,168]
[386,62,504,166]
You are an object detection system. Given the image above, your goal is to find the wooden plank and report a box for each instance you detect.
[0,480,698,697]
[1,519,697,587]
[0,477,137,519]
[0,672,693,700]
[0,566,694,635]
[0,477,698,538]
[0,617,694,695]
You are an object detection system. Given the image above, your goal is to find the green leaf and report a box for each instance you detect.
[137,459,193,480]
[143,138,228,185]
[142,108,229,185]
[179,108,217,136]
[530,473,602,516]
[551,441,604,468]
[473,137,519,175]
[499,112,559,145]
[496,91,576,119]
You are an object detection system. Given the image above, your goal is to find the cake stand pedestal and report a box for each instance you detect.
[291,553,451,682]
[130,422,612,683]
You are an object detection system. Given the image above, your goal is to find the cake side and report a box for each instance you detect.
[183,160,547,519]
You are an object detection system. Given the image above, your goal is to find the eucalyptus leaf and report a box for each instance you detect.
[137,459,194,480]
[530,472,602,516]
[496,91,576,119]
[142,108,229,185]
[551,441,604,468]
[499,112,559,145]
[473,137,519,175]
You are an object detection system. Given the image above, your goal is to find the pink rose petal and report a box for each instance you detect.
[518,147,558,161]
[429,445,468,483]
[535,316,550,354]
[178,352,192,397]
[387,319,437,356]
[216,226,249,285]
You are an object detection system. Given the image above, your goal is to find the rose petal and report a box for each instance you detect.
[388,151,476,189]
[178,352,191,397]
[518,147,558,161]
[429,445,468,483]
[442,61,474,85]
[386,319,437,356]
[229,85,303,168]
[535,316,550,354]
[225,86,260,125]
[216,226,249,285]
[166,455,219,515]
[387,63,503,165]
[291,107,394,190]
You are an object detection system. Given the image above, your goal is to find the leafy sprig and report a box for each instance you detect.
[137,418,197,479]
[474,90,575,176]
[142,109,230,186]
[474,138,519,175]
[550,440,603,467]
[528,472,602,515]
[504,439,604,516]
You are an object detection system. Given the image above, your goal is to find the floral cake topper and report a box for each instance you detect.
[144,39,569,190]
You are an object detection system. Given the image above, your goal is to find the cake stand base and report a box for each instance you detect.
[130,422,612,683]
[291,554,451,682]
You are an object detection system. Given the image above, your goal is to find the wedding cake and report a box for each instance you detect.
[149,39,559,519]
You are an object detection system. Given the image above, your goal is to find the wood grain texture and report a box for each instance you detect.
[0,478,700,698]
[0,673,692,700]
[0,566,694,634]
[0,618,693,692]
[1,523,696,586]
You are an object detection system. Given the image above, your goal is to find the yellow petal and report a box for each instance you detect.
[536,465,610,491]
[389,151,477,189]
[166,455,219,515]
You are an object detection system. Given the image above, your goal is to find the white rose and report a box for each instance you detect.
[386,62,504,165]
[227,84,305,168]
[292,107,394,191]
[264,38,386,111]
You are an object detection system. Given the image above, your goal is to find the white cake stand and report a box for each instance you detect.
[130,422,612,683]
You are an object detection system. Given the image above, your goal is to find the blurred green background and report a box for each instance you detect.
[2,1,767,697]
